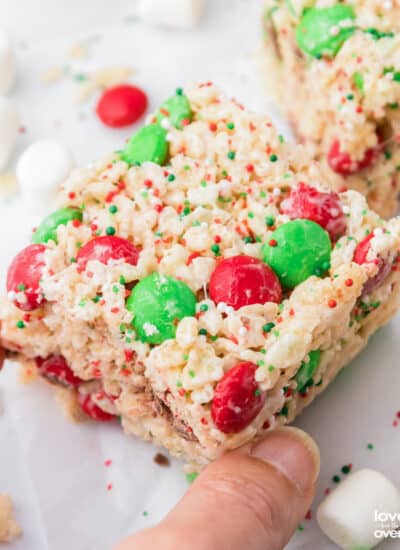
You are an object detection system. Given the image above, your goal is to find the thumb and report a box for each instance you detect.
[115,427,320,550]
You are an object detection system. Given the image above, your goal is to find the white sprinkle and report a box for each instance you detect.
[143,322,159,336]
[342,205,351,214]
[330,25,340,36]
[160,117,172,130]
[238,326,247,336]
[273,188,281,197]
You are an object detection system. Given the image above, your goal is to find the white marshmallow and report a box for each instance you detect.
[0,30,16,94]
[0,97,19,170]
[138,0,205,30]
[17,140,74,213]
[317,469,400,549]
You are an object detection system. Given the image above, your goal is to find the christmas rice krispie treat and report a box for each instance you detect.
[1,83,400,465]
[261,0,400,218]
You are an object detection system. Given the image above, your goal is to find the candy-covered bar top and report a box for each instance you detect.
[1,83,400,464]
[262,0,400,218]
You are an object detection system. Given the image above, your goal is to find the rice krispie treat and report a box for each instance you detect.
[1,83,400,466]
[0,494,21,543]
[261,0,400,218]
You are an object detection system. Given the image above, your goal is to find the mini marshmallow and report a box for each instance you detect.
[0,97,19,170]
[17,140,74,213]
[317,469,400,549]
[138,0,205,30]
[0,30,16,94]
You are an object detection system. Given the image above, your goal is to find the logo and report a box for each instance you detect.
[374,510,400,540]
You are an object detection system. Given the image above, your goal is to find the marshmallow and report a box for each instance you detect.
[0,97,19,170]
[138,0,205,30]
[0,30,16,94]
[317,469,400,549]
[17,140,74,213]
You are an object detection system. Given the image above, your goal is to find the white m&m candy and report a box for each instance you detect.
[17,140,74,212]
[138,0,205,30]
[317,469,400,549]
[0,97,19,170]
[0,30,16,94]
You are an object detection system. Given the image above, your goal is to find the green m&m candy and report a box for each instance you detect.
[296,5,356,58]
[32,207,83,244]
[120,124,169,166]
[127,272,196,344]
[156,91,193,130]
[295,349,321,392]
[262,219,331,288]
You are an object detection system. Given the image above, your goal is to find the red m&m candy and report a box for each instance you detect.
[96,84,148,128]
[77,392,116,422]
[209,255,282,310]
[211,362,265,433]
[36,355,82,388]
[281,182,346,242]
[76,235,139,271]
[327,140,379,176]
[6,244,47,311]
[354,233,392,293]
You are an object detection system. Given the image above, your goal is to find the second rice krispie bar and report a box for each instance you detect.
[261,0,400,218]
[1,83,400,466]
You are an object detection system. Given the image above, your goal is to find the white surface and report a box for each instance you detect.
[317,469,400,549]
[139,0,205,29]
[0,1,399,549]
[0,97,19,170]
[16,140,74,214]
[0,28,16,94]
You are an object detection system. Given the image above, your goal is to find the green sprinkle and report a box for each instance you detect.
[384,150,392,160]
[297,524,305,532]
[105,226,116,236]
[227,151,236,160]
[268,365,275,372]
[269,154,278,162]
[186,472,199,484]
[17,283,26,291]
[226,122,235,130]
[265,215,275,227]
[346,93,354,100]
[182,206,191,216]
[92,295,101,303]
[367,443,374,450]
[176,87,183,95]
[198,328,207,335]
[332,475,341,483]
[353,71,364,93]
[142,511,149,517]
[119,323,126,332]
[119,275,126,285]
[243,236,253,244]
[341,465,351,475]
[211,243,220,255]
[167,173,176,182]
[200,180,207,188]
[389,102,399,109]
[254,389,261,397]
[112,285,120,293]
[210,335,218,341]
[247,211,254,219]
[188,370,196,378]
[176,380,183,388]
[278,405,289,416]
[109,205,118,214]
[256,360,265,367]
[278,134,284,143]
[273,330,280,337]
[78,299,86,307]
[16,320,25,329]
[263,322,275,333]
[199,304,209,312]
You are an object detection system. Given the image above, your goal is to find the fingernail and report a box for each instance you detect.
[250,427,320,493]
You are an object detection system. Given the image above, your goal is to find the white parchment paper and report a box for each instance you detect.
[0,1,399,548]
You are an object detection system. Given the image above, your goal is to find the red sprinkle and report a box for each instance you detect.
[269,239,277,247]
[345,278,353,287]
[328,299,337,308]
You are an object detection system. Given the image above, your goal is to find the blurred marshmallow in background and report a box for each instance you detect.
[0,29,16,94]
[0,97,19,171]
[138,0,205,30]
[16,140,74,214]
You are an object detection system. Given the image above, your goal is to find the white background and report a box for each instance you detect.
[0,1,399,549]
